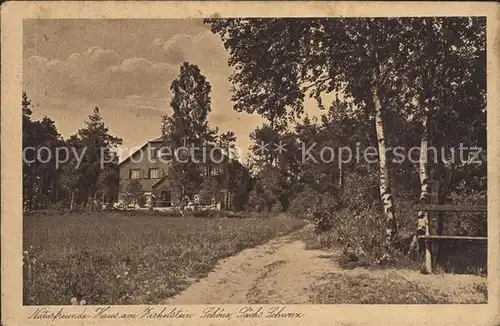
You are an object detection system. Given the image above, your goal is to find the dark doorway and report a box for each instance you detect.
[159,190,171,207]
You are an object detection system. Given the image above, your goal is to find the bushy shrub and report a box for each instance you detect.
[270,201,284,214]
[309,194,486,273]
[325,208,387,263]
[246,190,269,213]
[340,169,380,213]
[288,189,340,220]
[313,213,333,233]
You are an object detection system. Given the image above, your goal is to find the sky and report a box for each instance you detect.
[23,19,322,162]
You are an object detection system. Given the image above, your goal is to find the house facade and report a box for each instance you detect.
[118,137,233,209]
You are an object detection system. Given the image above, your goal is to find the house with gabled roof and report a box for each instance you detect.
[118,136,233,209]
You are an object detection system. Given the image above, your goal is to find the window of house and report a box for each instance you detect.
[211,167,222,176]
[130,169,141,179]
[151,148,157,159]
[149,168,160,179]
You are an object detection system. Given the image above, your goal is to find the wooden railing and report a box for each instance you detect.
[413,204,487,274]
[414,204,487,213]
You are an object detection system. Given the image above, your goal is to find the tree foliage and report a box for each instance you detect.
[22,93,122,211]
[207,17,487,256]
[161,63,217,199]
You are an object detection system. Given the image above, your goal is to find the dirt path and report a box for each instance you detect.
[164,224,337,304]
[164,224,487,304]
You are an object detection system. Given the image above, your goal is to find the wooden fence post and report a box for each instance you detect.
[424,214,432,274]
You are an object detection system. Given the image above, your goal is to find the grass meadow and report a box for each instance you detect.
[23,211,306,305]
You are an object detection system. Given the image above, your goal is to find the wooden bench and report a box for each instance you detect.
[413,204,487,274]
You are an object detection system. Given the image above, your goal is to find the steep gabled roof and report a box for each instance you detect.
[118,135,248,172]
[118,136,164,167]
[150,136,164,142]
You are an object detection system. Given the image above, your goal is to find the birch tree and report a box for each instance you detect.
[206,18,430,247]
[395,18,486,256]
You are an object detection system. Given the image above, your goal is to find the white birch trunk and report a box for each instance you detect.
[408,113,432,262]
[419,114,432,272]
[372,85,398,247]
[417,114,430,236]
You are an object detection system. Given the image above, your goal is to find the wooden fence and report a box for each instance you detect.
[413,204,487,274]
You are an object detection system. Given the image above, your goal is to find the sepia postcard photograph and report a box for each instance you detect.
[1,1,499,325]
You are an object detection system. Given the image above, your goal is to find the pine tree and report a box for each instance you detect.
[69,106,122,211]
